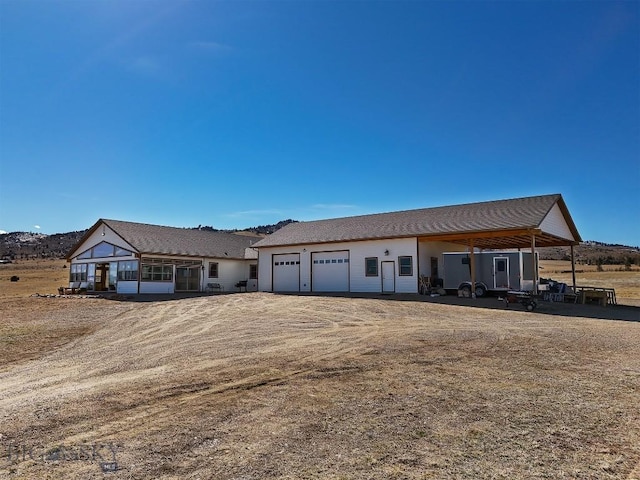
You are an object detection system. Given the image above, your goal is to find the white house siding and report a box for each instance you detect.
[418,241,467,280]
[540,203,575,241]
[73,224,136,256]
[117,281,138,294]
[245,262,258,291]
[139,281,175,294]
[258,238,419,293]
[139,256,249,293]
[205,258,254,292]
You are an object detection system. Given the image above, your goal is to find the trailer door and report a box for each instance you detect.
[493,257,510,289]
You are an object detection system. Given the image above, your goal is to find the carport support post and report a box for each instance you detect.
[469,239,476,299]
[571,244,577,290]
[530,234,537,295]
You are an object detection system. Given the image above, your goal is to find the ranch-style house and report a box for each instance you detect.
[66,219,260,294]
[66,194,581,296]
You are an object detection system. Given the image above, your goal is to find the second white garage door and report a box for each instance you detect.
[312,251,350,292]
[273,253,300,292]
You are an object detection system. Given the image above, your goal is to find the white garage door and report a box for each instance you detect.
[312,251,349,292]
[273,254,300,292]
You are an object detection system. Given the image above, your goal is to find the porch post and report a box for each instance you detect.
[469,239,476,298]
[530,234,537,295]
[570,244,577,290]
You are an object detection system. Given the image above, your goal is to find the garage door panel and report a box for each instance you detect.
[312,251,349,292]
[273,254,300,292]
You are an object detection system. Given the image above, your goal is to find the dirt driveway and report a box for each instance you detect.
[1,293,639,479]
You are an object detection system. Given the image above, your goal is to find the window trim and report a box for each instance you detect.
[398,256,413,276]
[141,264,173,282]
[365,257,379,277]
[117,260,139,281]
[70,263,88,282]
[208,262,219,278]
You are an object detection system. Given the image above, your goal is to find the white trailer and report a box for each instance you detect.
[442,251,539,297]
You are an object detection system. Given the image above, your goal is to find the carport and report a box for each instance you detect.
[418,197,582,296]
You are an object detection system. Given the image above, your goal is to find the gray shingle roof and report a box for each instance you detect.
[86,220,260,259]
[253,194,580,248]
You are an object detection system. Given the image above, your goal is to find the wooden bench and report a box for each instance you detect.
[63,282,83,294]
[575,286,616,306]
[205,283,223,293]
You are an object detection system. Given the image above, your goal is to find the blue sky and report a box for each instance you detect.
[1,1,638,245]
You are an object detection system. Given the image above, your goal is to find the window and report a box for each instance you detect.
[249,264,258,279]
[117,260,138,281]
[399,256,413,276]
[365,257,378,276]
[142,264,173,282]
[209,262,219,278]
[70,263,88,282]
[75,242,133,260]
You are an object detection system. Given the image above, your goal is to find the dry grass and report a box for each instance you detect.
[0,259,70,299]
[540,260,640,301]
[0,292,639,479]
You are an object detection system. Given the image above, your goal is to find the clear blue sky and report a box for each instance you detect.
[1,1,638,245]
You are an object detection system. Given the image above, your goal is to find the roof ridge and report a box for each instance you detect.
[290,193,562,225]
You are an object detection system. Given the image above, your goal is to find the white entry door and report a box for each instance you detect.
[493,257,510,289]
[381,261,395,293]
[311,251,349,292]
[273,254,300,292]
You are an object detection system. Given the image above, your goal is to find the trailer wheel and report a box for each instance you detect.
[474,284,487,298]
[526,302,535,312]
[459,285,472,297]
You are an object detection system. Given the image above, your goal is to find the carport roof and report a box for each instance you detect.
[252,194,582,250]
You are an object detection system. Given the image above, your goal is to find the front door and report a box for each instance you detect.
[493,257,510,289]
[381,261,395,293]
[176,266,200,291]
[95,263,109,291]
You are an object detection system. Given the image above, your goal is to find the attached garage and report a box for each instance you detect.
[312,250,349,292]
[273,253,300,292]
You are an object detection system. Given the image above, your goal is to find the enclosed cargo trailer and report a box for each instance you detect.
[442,251,539,297]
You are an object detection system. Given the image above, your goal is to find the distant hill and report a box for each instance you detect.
[0,220,299,260]
[1,220,637,265]
[537,242,640,266]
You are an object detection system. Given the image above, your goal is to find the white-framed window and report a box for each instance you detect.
[70,263,88,282]
[249,264,258,279]
[142,264,173,282]
[117,260,139,281]
[398,256,413,276]
[365,257,378,276]
[209,262,219,278]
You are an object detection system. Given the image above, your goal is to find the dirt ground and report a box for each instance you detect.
[0,290,639,479]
